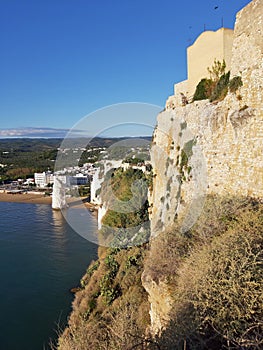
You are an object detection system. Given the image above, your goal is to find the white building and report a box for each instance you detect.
[69,173,88,185]
[24,178,35,185]
[34,171,54,188]
[46,171,54,185]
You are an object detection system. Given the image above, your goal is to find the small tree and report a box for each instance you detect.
[207,59,226,81]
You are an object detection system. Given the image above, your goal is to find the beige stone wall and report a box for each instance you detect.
[165,80,188,109]
[173,79,188,97]
[187,28,234,97]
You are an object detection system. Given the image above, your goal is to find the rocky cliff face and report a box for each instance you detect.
[231,0,263,110]
[144,0,263,335]
[150,0,263,237]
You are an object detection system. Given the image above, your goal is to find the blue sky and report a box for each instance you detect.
[0,0,251,137]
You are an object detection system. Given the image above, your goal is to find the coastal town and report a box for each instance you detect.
[0,139,151,211]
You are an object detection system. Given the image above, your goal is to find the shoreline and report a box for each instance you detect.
[0,192,52,205]
[0,192,98,215]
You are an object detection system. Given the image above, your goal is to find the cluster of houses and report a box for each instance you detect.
[2,144,152,211]
[0,163,97,192]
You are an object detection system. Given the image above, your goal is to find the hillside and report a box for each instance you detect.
[0,137,151,181]
[55,195,263,350]
[0,138,61,180]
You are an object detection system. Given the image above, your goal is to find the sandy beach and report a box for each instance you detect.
[0,192,52,205]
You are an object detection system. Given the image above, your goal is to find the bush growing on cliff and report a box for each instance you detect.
[229,75,243,93]
[192,78,214,101]
[192,60,236,102]
[99,167,150,247]
[207,59,226,81]
[193,59,226,102]
[54,245,150,350]
[193,70,231,102]
[209,71,230,102]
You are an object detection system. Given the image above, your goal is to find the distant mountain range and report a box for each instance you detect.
[0,127,72,138]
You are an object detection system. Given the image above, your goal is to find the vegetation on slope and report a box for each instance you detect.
[0,138,61,180]
[53,166,152,349]
[55,195,262,350]
[54,245,151,350]
[99,167,151,248]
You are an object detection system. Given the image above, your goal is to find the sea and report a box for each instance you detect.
[0,201,98,350]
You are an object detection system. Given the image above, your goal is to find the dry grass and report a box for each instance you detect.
[145,195,255,284]
[149,196,263,349]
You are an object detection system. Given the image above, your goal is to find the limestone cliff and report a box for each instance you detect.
[144,0,263,335]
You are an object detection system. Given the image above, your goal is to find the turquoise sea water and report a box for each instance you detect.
[0,201,98,350]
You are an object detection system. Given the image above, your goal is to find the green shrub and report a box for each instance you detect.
[101,285,121,305]
[229,75,243,93]
[193,60,231,103]
[193,78,214,101]
[207,59,226,81]
[105,254,119,272]
[100,167,150,247]
[125,255,140,269]
[108,247,120,255]
[209,71,230,102]
[82,298,97,319]
[86,260,100,276]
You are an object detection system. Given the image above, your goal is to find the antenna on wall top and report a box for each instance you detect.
[221,16,224,27]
